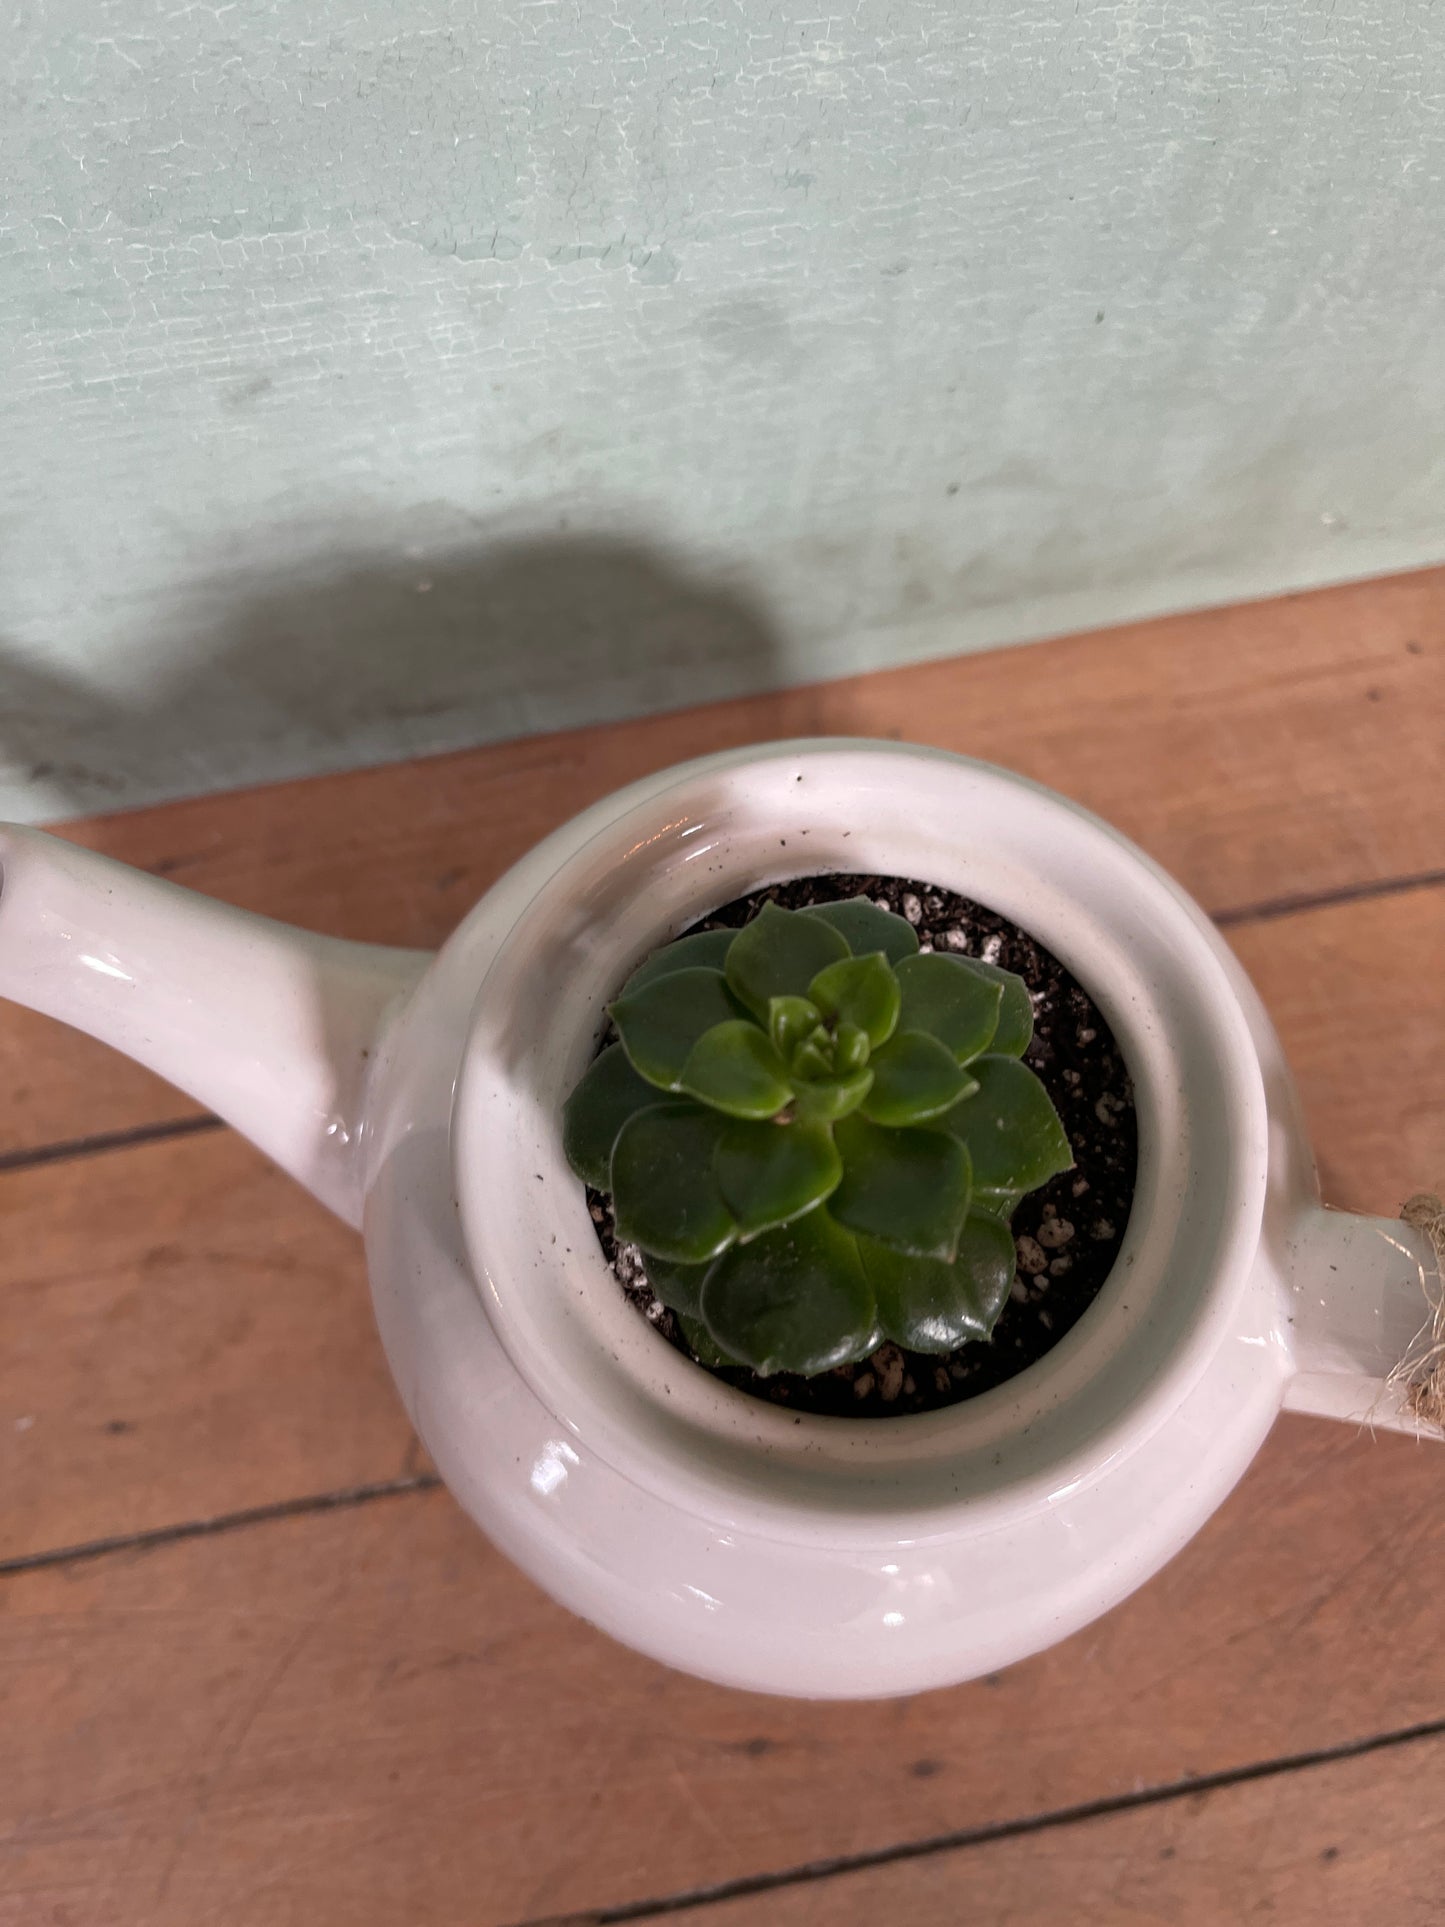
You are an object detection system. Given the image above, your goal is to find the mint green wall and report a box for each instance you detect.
[4,3,1443,820]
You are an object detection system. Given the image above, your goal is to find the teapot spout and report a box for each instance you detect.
[0,825,429,1226]
[1284,1202,1443,1436]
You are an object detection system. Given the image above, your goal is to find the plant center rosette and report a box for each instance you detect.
[563,896,1074,1380]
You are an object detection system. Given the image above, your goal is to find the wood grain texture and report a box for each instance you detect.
[3,886,1439,1565]
[0,1131,416,1564]
[2,575,1444,1926]
[648,1732,1445,1927]
[2,565,1441,1157]
[3,1415,1444,1927]
[1226,886,1445,1219]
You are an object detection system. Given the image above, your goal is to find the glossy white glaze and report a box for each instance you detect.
[0,743,1436,1696]
[0,823,426,1224]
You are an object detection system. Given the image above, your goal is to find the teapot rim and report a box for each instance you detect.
[451,741,1273,1544]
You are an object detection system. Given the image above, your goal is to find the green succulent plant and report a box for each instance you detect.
[563,896,1073,1378]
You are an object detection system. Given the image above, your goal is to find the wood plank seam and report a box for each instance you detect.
[0,1110,223,1175]
[0,1471,440,1577]
[0,592,1436,1924]
[1,872,1440,1578]
[536,1718,1445,1927]
[2,862,1440,1181]
[1211,866,1445,928]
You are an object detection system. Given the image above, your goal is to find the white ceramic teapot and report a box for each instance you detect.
[0,741,1437,1698]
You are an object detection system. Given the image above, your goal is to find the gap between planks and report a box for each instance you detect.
[1,855,1441,1578]
[0,1471,442,1577]
[2,873,1440,1915]
[1,859,1438,1185]
[529,1717,1445,1927]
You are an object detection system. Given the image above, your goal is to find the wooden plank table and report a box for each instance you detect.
[2,571,1442,1926]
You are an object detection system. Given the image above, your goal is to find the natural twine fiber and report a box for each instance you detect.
[1390,1193,1445,1429]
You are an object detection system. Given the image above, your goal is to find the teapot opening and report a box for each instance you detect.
[583,870,1140,1419]
[451,745,1269,1543]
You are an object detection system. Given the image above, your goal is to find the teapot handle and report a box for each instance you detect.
[1283,1203,1442,1435]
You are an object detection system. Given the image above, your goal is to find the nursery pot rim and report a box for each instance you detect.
[452,740,1270,1545]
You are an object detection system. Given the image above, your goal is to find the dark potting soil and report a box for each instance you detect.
[587,873,1138,1418]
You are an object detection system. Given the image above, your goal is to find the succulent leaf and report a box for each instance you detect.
[833,1022,871,1073]
[829,1114,972,1261]
[860,1030,978,1127]
[569,899,1074,1380]
[937,1054,1073,1201]
[676,1311,746,1368]
[611,967,745,1089]
[679,1020,794,1120]
[790,1068,875,1123]
[807,952,900,1049]
[948,956,1034,1057]
[562,1042,662,1187]
[791,1035,835,1081]
[644,1252,711,1319]
[714,1117,842,1237]
[801,896,919,964]
[769,994,823,1058]
[701,1208,879,1375]
[859,1212,1015,1352]
[620,927,738,997]
[611,1103,736,1262]
[725,901,849,1020]
[894,952,1004,1064]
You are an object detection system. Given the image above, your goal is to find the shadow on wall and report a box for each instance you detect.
[0,532,802,818]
